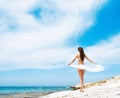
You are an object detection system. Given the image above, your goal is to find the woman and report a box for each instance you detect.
[68,47,97,92]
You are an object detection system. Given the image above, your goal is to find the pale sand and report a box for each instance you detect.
[40,75,120,98]
[0,92,51,98]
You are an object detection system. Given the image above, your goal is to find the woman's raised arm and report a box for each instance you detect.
[85,54,97,64]
[68,55,78,65]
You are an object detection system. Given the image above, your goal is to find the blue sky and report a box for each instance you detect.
[0,0,120,86]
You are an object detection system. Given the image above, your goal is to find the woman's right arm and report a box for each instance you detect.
[85,54,97,64]
[68,55,78,65]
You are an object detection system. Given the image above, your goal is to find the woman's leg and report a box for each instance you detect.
[81,70,85,92]
[78,69,82,91]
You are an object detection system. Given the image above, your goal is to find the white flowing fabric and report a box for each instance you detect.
[70,64,104,72]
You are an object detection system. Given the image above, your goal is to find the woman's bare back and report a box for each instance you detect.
[76,54,84,65]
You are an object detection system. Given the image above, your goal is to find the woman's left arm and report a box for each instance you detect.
[85,54,97,64]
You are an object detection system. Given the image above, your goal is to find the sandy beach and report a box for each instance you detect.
[41,75,120,98]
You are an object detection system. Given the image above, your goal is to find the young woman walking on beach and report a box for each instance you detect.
[68,47,97,92]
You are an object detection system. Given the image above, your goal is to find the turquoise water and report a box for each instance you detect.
[0,86,71,95]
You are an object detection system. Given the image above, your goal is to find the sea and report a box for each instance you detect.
[0,86,71,95]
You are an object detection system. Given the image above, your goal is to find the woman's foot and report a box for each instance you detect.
[81,88,84,92]
[80,86,84,92]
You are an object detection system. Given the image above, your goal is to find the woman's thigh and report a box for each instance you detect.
[81,70,85,77]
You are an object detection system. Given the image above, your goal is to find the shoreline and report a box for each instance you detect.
[0,75,119,98]
[0,86,70,98]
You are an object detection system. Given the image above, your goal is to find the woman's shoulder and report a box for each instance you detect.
[76,54,79,57]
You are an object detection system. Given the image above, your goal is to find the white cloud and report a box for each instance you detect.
[0,0,108,70]
[85,33,120,67]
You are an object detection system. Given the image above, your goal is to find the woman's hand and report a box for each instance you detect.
[68,63,72,66]
[68,63,71,66]
[94,62,97,65]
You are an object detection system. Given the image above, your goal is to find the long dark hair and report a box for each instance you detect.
[78,47,85,61]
